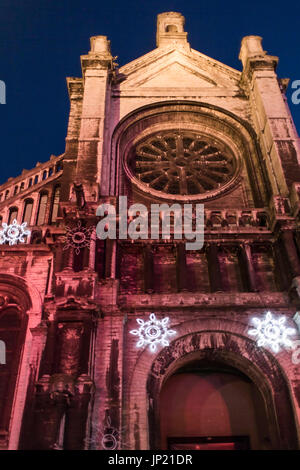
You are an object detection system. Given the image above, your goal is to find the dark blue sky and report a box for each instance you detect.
[0,0,299,185]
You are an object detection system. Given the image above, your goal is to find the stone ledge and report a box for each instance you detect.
[119,291,289,309]
[0,245,51,253]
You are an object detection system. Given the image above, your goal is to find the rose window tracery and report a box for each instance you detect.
[129,131,237,197]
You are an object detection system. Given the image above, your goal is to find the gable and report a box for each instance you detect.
[118,48,241,90]
[138,62,216,88]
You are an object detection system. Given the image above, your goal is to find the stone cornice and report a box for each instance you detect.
[119,291,290,310]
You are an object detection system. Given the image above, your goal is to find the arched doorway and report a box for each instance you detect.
[0,303,28,434]
[0,274,39,449]
[142,329,299,450]
[160,360,271,450]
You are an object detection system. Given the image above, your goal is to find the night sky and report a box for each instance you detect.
[0,0,299,185]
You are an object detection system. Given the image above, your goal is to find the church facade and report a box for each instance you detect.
[1,12,300,450]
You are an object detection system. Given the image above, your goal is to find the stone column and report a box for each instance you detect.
[76,36,113,200]
[31,376,68,450]
[144,243,154,293]
[17,322,48,450]
[82,246,90,270]
[272,242,288,291]
[88,229,96,270]
[54,244,64,273]
[64,376,94,450]
[65,78,83,158]
[206,243,223,292]
[78,320,94,376]
[92,316,123,451]
[60,78,83,202]
[280,230,300,278]
[240,242,257,292]
[66,247,74,269]
[104,239,117,279]
[44,186,54,225]
[176,243,188,292]
[40,321,57,376]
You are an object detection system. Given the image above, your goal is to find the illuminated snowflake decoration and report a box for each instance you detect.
[85,416,129,450]
[63,221,93,255]
[97,416,120,450]
[130,313,176,352]
[248,311,297,353]
[0,219,30,246]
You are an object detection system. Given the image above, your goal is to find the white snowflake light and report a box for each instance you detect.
[85,415,129,450]
[99,416,120,450]
[248,311,297,353]
[0,219,31,246]
[130,313,176,352]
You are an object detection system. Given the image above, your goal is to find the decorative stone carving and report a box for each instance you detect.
[125,131,238,200]
[62,221,93,255]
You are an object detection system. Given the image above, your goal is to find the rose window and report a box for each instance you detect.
[130,131,237,197]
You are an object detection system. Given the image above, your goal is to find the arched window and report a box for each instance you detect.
[36,192,48,226]
[48,167,53,177]
[34,175,39,185]
[20,182,25,191]
[55,162,63,173]
[30,230,42,244]
[28,178,33,188]
[166,24,178,32]
[0,297,28,436]
[8,207,18,225]
[5,190,9,200]
[14,186,18,196]
[22,199,34,225]
[50,186,60,224]
[42,170,47,180]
